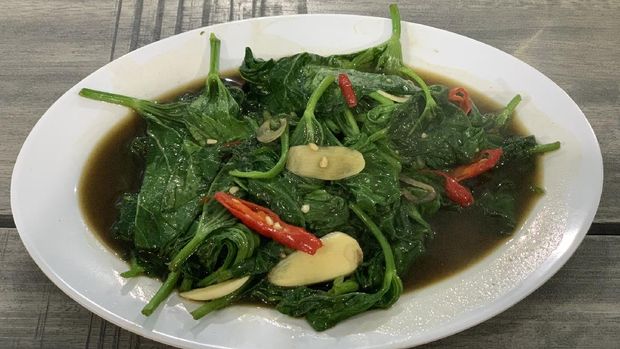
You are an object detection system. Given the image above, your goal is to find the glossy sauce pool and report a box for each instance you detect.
[78,71,541,290]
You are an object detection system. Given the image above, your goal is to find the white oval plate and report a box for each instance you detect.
[11,14,602,349]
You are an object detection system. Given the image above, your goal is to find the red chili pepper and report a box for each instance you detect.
[448,87,472,114]
[338,73,358,108]
[213,192,322,254]
[432,171,474,208]
[450,148,503,182]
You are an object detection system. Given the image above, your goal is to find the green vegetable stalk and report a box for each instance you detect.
[379,4,438,131]
[290,75,335,145]
[168,201,235,272]
[79,4,560,331]
[495,95,522,128]
[142,270,181,316]
[191,278,251,319]
[350,204,403,308]
[229,125,290,179]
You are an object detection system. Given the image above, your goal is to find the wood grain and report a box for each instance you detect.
[0,0,117,217]
[0,228,617,348]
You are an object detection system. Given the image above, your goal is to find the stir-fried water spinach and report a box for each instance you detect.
[79,5,559,331]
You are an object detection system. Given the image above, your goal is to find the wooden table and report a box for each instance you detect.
[1,1,618,348]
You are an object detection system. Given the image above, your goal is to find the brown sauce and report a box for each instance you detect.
[405,160,540,289]
[79,114,144,257]
[403,70,542,290]
[79,70,542,290]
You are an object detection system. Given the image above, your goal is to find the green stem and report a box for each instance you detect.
[197,268,230,287]
[79,88,183,122]
[179,276,193,292]
[350,205,396,275]
[530,141,561,154]
[168,207,218,271]
[399,67,435,110]
[496,94,522,127]
[384,4,403,61]
[79,88,140,109]
[351,205,402,307]
[205,33,222,93]
[141,270,181,316]
[302,75,336,125]
[399,67,437,134]
[190,279,249,319]
[168,229,209,270]
[229,127,289,179]
[169,203,232,271]
[322,123,344,146]
[208,33,221,76]
[368,91,395,105]
[120,253,144,278]
[328,276,359,295]
[389,4,401,38]
[375,141,402,171]
[169,229,209,271]
[344,109,360,135]
[325,119,339,134]
[368,128,387,142]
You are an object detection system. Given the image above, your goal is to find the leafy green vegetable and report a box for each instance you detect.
[247,204,402,331]
[345,147,401,211]
[239,49,419,116]
[195,224,260,286]
[501,135,560,164]
[301,189,350,236]
[245,173,306,226]
[168,199,237,271]
[290,75,334,145]
[229,125,290,179]
[387,86,489,169]
[360,4,438,128]
[184,34,252,144]
[80,5,559,332]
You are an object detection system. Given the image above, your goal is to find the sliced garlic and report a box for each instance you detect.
[256,118,287,143]
[286,145,365,180]
[376,89,411,103]
[268,232,363,287]
[179,276,249,301]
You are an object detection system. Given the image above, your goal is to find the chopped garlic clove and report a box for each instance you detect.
[286,145,365,180]
[179,276,249,301]
[268,232,363,287]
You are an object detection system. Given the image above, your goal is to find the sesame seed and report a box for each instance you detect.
[319,156,329,168]
[308,143,319,151]
[301,204,310,213]
[228,186,239,194]
[273,222,282,230]
[206,138,218,145]
[265,216,274,226]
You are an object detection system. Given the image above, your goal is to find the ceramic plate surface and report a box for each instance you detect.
[11,14,602,349]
